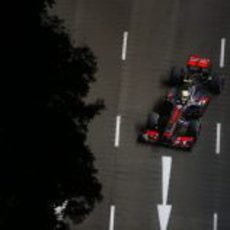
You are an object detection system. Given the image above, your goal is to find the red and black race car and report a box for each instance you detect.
[139,55,223,150]
[139,76,210,150]
[139,93,202,150]
[140,85,207,150]
[170,55,225,94]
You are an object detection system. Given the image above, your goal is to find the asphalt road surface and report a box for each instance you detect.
[54,0,230,229]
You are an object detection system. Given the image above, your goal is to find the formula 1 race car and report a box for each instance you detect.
[170,55,225,94]
[139,55,223,150]
[140,100,201,150]
[166,84,211,119]
[139,77,210,149]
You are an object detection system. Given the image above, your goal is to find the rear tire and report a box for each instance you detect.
[184,105,203,119]
[209,74,225,94]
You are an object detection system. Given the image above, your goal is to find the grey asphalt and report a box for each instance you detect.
[53,0,230,229]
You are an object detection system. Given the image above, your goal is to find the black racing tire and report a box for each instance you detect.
[137,133,146,143]
[209,74,225,94]
[184,105,203,119]
[188,119,201,138]
[158,100,173,117]
[169,66,183,86]
[182,119,201,151]
[147,112,159,129]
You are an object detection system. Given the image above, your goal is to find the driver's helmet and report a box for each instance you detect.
[180,89,190,104]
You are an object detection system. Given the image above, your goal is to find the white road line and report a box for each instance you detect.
[219,38,226,68]
[121,31,128,60]
[162,156,172,204]
[216,123,221,154]
[213,212,218,230]
[114,115,121,147]
[109,205,116,230]
[157,156,172,230]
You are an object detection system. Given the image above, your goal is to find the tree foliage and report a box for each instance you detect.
[0,1,104,229]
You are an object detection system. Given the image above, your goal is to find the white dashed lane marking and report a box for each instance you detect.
[109,205,116,230]
[114,115,121,147]
[213,212,218,230]
[216,123,221,154]
[219,38,226,68]
[121,31,128,61]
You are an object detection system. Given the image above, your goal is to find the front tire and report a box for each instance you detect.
[188,119,201,138]
[147,112,159,129]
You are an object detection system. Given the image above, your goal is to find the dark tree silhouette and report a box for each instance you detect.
[0,0,104,229]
